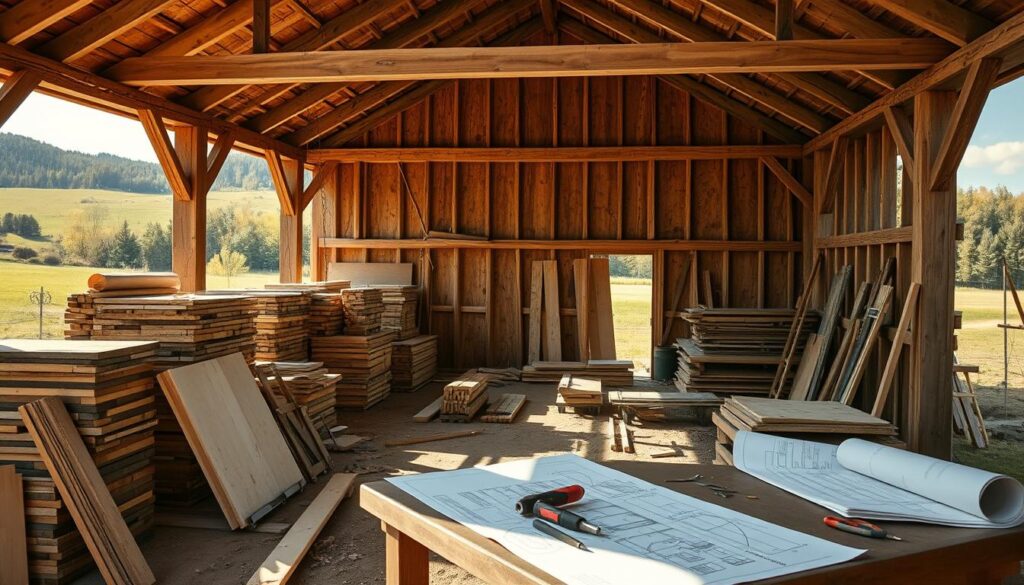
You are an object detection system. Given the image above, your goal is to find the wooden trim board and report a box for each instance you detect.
[0,465,28,585]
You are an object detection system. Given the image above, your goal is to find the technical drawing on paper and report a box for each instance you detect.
[387,454,863,585]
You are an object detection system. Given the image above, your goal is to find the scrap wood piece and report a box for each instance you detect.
[384,430,482,448]
[324,435,368,452]
[246,473,358,585]
[157,353,305,530]
[480,393,527,423]
[871,283,921,417]
[253,366,330,483]
[806,266,852,400]
[413,396,443,423]
[619,419,635,454]
[155,512,292,535]
[0,465,28,585]
[838,285,894,405]
[608,418,621,453]
[769,252,822,398]
[19,397,155,585]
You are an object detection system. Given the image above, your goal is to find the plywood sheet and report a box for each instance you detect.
[157,354,304,529]
[328,263,413,286]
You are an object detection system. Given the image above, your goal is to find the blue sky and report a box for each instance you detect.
[5,81,1024,193]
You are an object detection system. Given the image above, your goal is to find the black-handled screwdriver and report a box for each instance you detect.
[533,501,602,535]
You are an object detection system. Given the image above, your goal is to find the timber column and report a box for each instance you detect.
[173,126,208,292]
[267,151,304,283]
[908,90,956,459]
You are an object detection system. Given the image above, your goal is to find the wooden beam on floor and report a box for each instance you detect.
[762,156,812,207]
[866,0,993,46]
[40,0,179,62]
[308,145,803,163]
[0,0,93,45]
[929,57,1001,191]
[0,69,40,129]
[883,105,916,179]
[107,39,951,86]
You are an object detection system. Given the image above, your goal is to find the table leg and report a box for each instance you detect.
[965,561,1019,585]
[384,522,429,585]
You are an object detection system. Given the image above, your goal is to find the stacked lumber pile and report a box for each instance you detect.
[64,273,182,341]
[674,308,818,396]
[63,293,95,340]
[255,362,340,428]
[264,281,351,337]
[391,335,438,392]
[521,360,633,386]
[481,394,527,423]
[380,285,419,340]
[0,340,159,584]
[341,287,384,335]
[608,390,721,423]
[441,371,489,422]
[557,375,603,408]
[311,332,395,409]
[712,396,900,466]
[206,290,311,362]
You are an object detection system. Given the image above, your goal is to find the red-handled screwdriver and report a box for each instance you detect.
[533,501,603,535]
[824,516,902,541]
[515,485,585,515]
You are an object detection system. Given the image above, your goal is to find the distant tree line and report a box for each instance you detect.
[0,133,274,193]
[0,212,41,238]
[957,185,1024,289]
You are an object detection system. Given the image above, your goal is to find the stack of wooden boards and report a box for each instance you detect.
[674,308,818,396]
[312,332,395,409]
[207,290,310,362]
[157,353,305,529]
[255,361,340,428]
[712,396,899,466]
[380,285,419,340]
[64,273,182,341]
[341,288,384,335]
[522,360,633,385]
[557,375,603,410]
[390,335,438,392]
[0,339,159,584]
[64,293,96,340]
[265,280,351,337]
[608,390,722,423]
[441,371,489,422]
[480,393,527,423]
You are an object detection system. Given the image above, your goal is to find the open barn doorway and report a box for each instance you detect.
[607,255,654,376]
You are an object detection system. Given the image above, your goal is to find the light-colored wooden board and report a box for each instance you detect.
[527,262,543,364]
[0,465,28,585]
[247,473,357,585]
[157,353,304,529]
[588,257,616,360]
[412,396,443,423]
[540,260,561,362]
[327,262,413,286]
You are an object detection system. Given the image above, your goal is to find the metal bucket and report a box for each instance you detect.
[652,345,677,382]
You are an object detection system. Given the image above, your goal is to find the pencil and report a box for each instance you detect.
[532,518,591,551]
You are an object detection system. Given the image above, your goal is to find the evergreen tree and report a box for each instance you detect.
[108,221,143,268]
[957,224,979,285]
[975,229,1000,288]
[141,222,172,271]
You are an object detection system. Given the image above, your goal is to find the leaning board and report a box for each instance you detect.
[157,354,304,529]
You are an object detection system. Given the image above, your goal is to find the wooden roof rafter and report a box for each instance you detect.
[866,0,995,47]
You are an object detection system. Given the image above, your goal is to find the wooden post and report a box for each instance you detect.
[384,523,428,585]
[310,165,338,281]
[908,90,956,459]
[172,125,208,291]
[277,157,304,283]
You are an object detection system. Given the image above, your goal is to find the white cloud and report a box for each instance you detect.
[963,141,1024,175]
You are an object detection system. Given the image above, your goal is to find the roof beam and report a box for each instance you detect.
[538,0,557,34]
[591,0,832,133]
[318,17,546,147]
[866,0,994,47]
[307,145,805,163]
[144,0,255,57]
[883,105,915,178]
[0,39,304,159]
[299,162,337,211]
[205,131,235,193]
[107,39,949,86]
[139,109,191,201]
[179,0,408,111]
[265,149,297,215]
[0,69,40,129]
[804,8,1024,153]
[40,0,180,62]
[762,156,812,206]
[775,0,794,41]
[820,136,849,214]
[251,0,514,137]
[0,0,93,45]
[281,0,537,145]
[252,0,271,53]
[929,57,1001,191]
[560,17,808,144]
[698,0,910,90]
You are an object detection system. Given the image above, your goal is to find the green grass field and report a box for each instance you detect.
[954,287,1024,388]
[610,281,653,373]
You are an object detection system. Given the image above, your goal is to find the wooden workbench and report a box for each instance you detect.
[361,462,1024,584]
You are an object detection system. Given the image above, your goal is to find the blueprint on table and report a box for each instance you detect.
[387,454,863,585]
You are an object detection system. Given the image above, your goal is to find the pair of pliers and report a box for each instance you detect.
[824,516,902,541]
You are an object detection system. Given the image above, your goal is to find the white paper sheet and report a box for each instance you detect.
[387,454,863,585]
[734,431,1024,528]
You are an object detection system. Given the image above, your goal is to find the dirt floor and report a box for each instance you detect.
[74,378,716,585]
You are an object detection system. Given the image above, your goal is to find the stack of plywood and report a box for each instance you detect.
[264,281,351,337]
[255,362,340,428]
[712,396,899,465]
[674,309,817,396]
[391,335,438,392]
[0,339,159,585]
[441,371,489,422]
[311,332,395,409]
[341,288,384,335]
[380,285,419,340]
[521,360,633,386]
[557,375,603,408]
